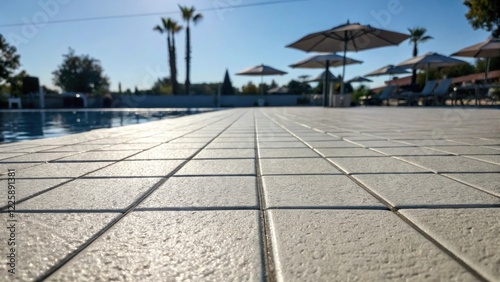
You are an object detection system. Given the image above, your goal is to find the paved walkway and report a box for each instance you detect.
[0,107,499,281]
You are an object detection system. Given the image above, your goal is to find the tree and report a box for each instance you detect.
[242,81,258,94]
[269,79,278,89]
[442,63,476,78]
[408,27,433,85]
[464,0,500,37]
[287,79,311,94]
[190,83,218,95]
[3,70,27,97]
[52,48,109,94]
[475,57,500,72]
[258,83,270,94]
[221,69,234,95]
[0,34,21,85]
[42,85,59,94]
[151,77,173,95]
[179,5,203,95]
[154,18,182,95]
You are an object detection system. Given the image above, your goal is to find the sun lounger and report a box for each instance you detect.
[397,80,437,106]
[373,85,395,105]
[424,78,452,105]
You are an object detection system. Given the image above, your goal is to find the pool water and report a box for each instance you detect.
[0,108,213,143]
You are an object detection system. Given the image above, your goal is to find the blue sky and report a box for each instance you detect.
[0,0,492,92]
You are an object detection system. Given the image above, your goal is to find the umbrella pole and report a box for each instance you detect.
[425,63,429,83]
[485,57,490,83]
[324,60,330,107]
[260,75,264,95]
[340,37,347,97]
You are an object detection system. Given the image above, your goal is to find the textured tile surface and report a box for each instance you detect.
[427,145,500,155]
[269,210,475,281]
[260,158,341,175]
[258,148,318,158]
[258,142,308,148]
[399,155,500,173]
[2,108,498,281]
[401,208,500,281]
[127,147,198,160]
[58,150,140,161]
[18,178,161,211]
[465,154,500,165]
[443,173,500,197]
[86,160,183,177]
[316,148,385,157]
[353,174,500,208]
[0,178,72,201]
[0,213,118,281]
[13,162,112,178]
[140,176,258,208]
[206,142,255,149]
[305,140,360,148]
[194,149,255,159]
[3,152,77,162]
[263,175,384,208]
[328,157,428,174]
[370,146,451,156]
[175,159,255,175]
[50,211,263,281]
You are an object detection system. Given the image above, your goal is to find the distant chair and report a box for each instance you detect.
[366,85,395,106]
[397,80,437,106]
[8,97,22,109]
[425,78,452,105]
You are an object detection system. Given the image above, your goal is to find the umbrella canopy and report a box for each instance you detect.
[236,64,287,76]
[347,76,372,83]
[396,52,468,82]
[289,53,362,68]
[365,64,410,77]
[307,71,339,82]
[451,37,500,81]
[236,64,287,94]
[287,21,409,96]
[451,37,500,58]
[397,52,468,69]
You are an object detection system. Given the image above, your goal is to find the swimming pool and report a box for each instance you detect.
[0,108,213,143]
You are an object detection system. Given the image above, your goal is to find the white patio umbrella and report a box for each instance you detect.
[307,70,339,83]
[365,64,410,78]
[396,52,468,82]
[289,53,362,68]
[346,76,373,83]
[451,37,500,82]
[287,21,410,96]
[365,64,410,88]
[236,64,287,94]
[289,53,361,106]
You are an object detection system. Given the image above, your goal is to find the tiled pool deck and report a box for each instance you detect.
[0,107,499,281]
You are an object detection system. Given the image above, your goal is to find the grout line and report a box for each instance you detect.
[254,110,277,282]
[262,110,490,282]
[438,174,500,199]
[35,110,249,281]
[3,204,499,214]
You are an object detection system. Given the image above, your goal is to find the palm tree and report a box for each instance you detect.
[154,18,182,95]
[408,27,433,85]
[179,5,203,95]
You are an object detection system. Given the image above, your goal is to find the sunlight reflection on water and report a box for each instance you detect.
[0,108,214,143]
